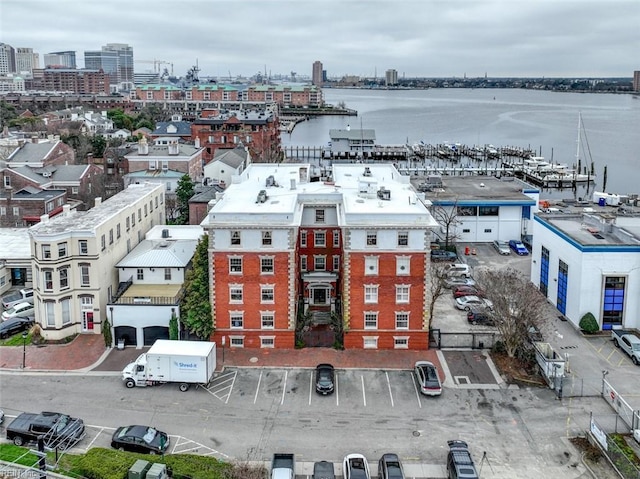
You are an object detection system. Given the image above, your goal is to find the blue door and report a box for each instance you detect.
[556,260,568,315]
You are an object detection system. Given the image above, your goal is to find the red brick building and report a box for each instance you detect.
[201,163,439,351]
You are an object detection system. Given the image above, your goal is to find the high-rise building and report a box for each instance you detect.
[312,60,323,86]
[15,48,40,74]
[385,69,398,86]
[44,51,77,69]
[0,43,17,75]
[634,71,640,92]
[84,43,133,92]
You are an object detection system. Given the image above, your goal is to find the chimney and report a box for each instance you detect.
[94,197,102,207]
[138,137,149,155]
[168,141,179,156]
[194,137,201,149]
[63,204,71,216]
[31,135,38,144]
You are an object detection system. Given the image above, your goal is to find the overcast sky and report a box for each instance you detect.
[1,0,638,79]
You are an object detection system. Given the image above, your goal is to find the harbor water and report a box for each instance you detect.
[282,88,640,197]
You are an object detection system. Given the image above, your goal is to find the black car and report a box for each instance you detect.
[0,316,34,339]
[313,460,336,479]
[378,453,405,479]
[315,363,335,395]
[431,249,458,262]
[466,308,494,326]
[111,425,169,454]
[446,440,478,479]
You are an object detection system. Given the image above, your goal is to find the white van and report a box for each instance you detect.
[445,264,472,278]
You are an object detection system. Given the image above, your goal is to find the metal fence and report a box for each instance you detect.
[430,329,499,349]
[590,415,640,479]
[555,375,604,398]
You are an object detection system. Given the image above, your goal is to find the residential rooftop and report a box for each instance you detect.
[420,176,538,205]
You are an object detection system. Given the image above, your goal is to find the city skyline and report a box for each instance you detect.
[1,0,638,79]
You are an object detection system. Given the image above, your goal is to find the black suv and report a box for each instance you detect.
[466,308,494,326]
[431,249,457,262]
[6,411,85,449]
[446,440,478,479]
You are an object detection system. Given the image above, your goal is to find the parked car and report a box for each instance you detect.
[467,308,494,326]
[446,440,479,479]
[6,411,85,448]
[431,249,457,262]
[455,296,493,311]
[508,240,529,255]
[0,409,4,424]
[111,425,170,454]
[343,454,370,479]
[313,461,336,479]
[378,453,405,479]
[444,277,477,289]
[492,240,511,255]
[2,302,35,321]
[452,286,485,299]
[314,363,335,395]
[414,361,442,396]
[0,316,34,339]
[1,288,34,310]
[445,264,472,278]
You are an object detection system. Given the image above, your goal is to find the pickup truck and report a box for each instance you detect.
[271,453,295,479]
[5,411,85,449]
[612,330,640,365]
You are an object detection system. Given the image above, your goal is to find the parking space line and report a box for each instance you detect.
[281,370,288,405]
[308,372,313,406]
[361,374,367,407]
[336,372,340,406]
[385,371,395,407]
[254,370,263,404]
[201,370,237,403]
[412,373,422,408]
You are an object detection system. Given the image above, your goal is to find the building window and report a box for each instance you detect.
[229,285,243,303]
[396,285,410,303]
[457,206,478,216]
[261,313,275,329]
[363,337,378,349]
[300,256,307,271]
[230,312,243,329]
[126,217,130,231]
[396,312,409,329]
[314,231,326,247]
[131,213,135,226]
[72,187,79,195]
[12,206,19,216]
[364,312,378,329]
[396,256,410,275]
[0,206,5,216]
[557,260,569,315]
[80,265,90,286]
[315,209,325,223]
[333,255,340,271]
[479,206,499,216]
[231,231,241,246]
[364,256,379,275]
[3,176,10,187]
[333,230,340,247]
[484,228,492,233]
[364,285,378,303]
[540,246,550,297]
[314,255,326,271]
[109,229,114,244]
[397,231,409,246]
[260,337,275,348]
[137,268,144,280]
[394,337,409,349]
[42,244,51,259]
[230,336,244,347]
[261,286,275,303]
[144,204,148,217]
[366,231,377,246]
[138,208,142,222]
[101,235,106,251]
[300,231,307,247]
[116,224,121,239]
[45,301,55,327]
[462,229,471,233]
[61,298,71,325]
[262,231,272,246]
[164,268,171,280]
[59,268,69,289]
[261,257,274,274]
[58,242,67,258]
[44,270,54,291]
[603,276,625,328]
[229,257,243,273]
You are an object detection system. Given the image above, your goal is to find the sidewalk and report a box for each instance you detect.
[0,334,440,373]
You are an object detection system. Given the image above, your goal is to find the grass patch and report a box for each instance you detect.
[0,332,33,347]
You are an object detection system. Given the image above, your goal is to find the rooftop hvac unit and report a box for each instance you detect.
[256,190,268,203]
[363,167,372,177]
[266,175,275,187]
[377,187,391,201]
[161,229,170,239]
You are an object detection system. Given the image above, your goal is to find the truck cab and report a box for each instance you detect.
[122,354,149,388]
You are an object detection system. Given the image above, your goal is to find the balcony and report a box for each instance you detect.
[112,283,184,305]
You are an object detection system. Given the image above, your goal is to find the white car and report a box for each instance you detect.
[455,295,493,311]
[444,277,477,289]
[445,263,472,278]
[492,240,511,255]
[343,453,370,479]
[2,302,35,321]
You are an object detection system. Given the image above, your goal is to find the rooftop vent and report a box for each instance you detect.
[256,190,268,204]
[363,167,372,177]
[377,187,391,201]
[161,229,170,239]
[266,175,276,187]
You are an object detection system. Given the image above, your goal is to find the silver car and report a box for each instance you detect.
[492,240,511,255]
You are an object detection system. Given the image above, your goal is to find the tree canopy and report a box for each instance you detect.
[181,235,212,339]
[174,174,196,225]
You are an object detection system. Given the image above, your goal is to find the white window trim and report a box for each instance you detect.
[229,284,243,304]
[260,255,275,274]
[363,336,379,349]
[260,311,275,329]
[364,284,379,304]
[395,284,410,304]
[229,256,243,274]
[365,256,379,276]
[393,336,409,349]
[260,285,275,304]
[260,336,276,348]
[364,311,378,330]
[396,256,411,275]
[230,311,243,329]
[229,335,245,348]
[395,311,410,329]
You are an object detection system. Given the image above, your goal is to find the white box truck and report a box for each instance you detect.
[122,340,216,392]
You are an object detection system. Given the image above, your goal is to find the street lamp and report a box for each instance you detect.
[22,330,28,369]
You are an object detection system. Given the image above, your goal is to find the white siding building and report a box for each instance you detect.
[530,210,640,331]
[28,183,165,340]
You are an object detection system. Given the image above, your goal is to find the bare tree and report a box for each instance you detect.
[426,262,451,326]
[430,200,460,250]
[476,267,547,358]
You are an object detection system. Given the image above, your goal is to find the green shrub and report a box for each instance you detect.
[579,312,599,334]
